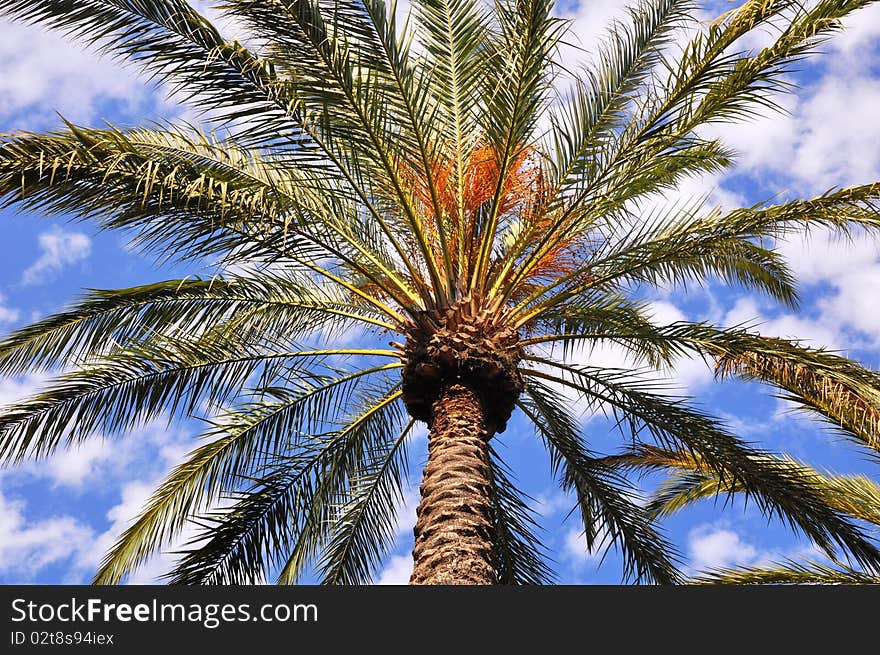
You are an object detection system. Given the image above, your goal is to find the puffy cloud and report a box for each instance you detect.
[0,421,197,582]
[704,5,880,194]
[21,228,92,286]
[10,419,193,490]
[830,5,880,59]
[0,2,251,132]
[394,486,420,538]
[533,490,576,517]
[82,480,158,574]
[38,439,117,489]
[371,481,421,585]
[724,230,880,353]
[776,229,880,287]
[536,296,715,419]
[558,0,631,62]
[0,488,95,582]
[777,231,880,351]
[687,525,759,573]
[83,480,192,585]
[563,526,608,565]
[376,554,413,585]
[685,524,822,576]
[0,373,49,408]
[0,294,20,324]
[714,74,880,193]
[0,20,153,129]
[723,297,843,350]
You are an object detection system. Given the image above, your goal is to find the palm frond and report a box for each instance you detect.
[488,445,556,584]
[606,445,880,527]
[0,125,291,263]
[168,383,405,585]
[224,0,449,301]
[548,0,695,194]
[0,0,310,150]
[526,292,675,367]
[692,559,880,585]
[94,363,400,583]
[0,124,423,317]
[661,323,880,454]
[521,361,880,571]
[317,418,413,585]
[513,184,880,327]
[0,276,393,377]
[471,0,563,287]
[528,320,880,456]
[519,378,683,584]
[672,0,880,135]
[0,334,396,464]
[1,0,879,588]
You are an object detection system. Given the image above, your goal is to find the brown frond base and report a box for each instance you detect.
[399,295,523,433]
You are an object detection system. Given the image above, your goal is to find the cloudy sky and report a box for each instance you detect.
[1,0,879,585]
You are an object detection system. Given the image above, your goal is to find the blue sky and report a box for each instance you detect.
[1,1,879,585]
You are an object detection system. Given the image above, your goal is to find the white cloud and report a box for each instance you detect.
[0,421,197,582]
[776,229,880,287]
[0,20,154,129]
[647,300,687,326]
[0,1,257,132]
[646,300,717,389]
[73,426,211,584]
[82,480,174,584]
[371,480,420,585]
[704,6,880,195]
[559,0,631,62]
[776,231,880,350]
[0,373,49,408]
[0,294,20,324]
[0,374,202,493]
[724,297,842,350]
[376,554,413,585]
[21,228,92,286]
[0,488,95,581]
[685,524,827,577]
[788,75,880,189]
[725,229,880,352]
[552,1,880,370]
[563,526,608,565]
[39,439,116,489]
[394,485,420,539]
[89,475,235,585]
[687,525,759,573]
[533,490,574,517]
[11,420,193,490]
[0,426,198,582]
[830,5,880,58]
[530,337,714,429]
[534,297,715,415]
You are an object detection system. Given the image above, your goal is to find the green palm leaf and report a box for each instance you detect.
[522,362,880,571]
[693,560,880,585]
[168,383,405,584]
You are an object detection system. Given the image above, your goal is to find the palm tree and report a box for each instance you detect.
[1,0,880,585]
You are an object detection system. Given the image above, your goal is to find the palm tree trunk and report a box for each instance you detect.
[409,382,496,585]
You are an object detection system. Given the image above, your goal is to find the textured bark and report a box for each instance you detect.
[409,383,496,585]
